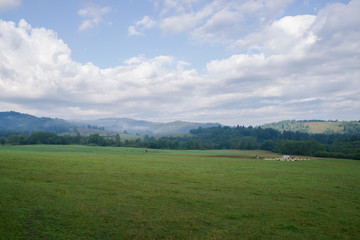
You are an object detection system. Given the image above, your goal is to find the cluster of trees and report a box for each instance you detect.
[0,132,121,147]
[262,120,311,133]
[339,121,360,135]
[1,125,359,160]
[0,111,74,133]
[261,120,360,135]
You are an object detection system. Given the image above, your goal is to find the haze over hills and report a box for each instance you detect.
[0,111,219,136]
[0,111,74,133]
[77,118,220,136]
[1,111,359,136]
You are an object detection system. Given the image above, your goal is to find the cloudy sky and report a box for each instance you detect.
[0,0,359,125]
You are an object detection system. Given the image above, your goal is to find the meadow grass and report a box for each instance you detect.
[1,145,360,239]
[303,122,343,134]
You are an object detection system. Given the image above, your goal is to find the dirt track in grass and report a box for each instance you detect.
[170,154,255,159]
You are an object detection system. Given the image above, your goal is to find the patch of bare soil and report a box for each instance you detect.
[170,154,255,159]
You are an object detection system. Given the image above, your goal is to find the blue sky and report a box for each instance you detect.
[0,0,359,125]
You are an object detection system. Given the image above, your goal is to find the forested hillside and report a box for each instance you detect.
[0,111,74,133]
[1,112,359,159]
[261,120,360,135]
[0,111,219,136]
[2,125,359,160]
[80,118,219,136]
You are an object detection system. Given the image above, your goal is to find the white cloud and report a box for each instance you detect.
[160,13,199,34]
[0,0,20,11]
[78,4,111,31]
[128,16,156,36]
[232,14,317,56]
[127,25,141,36]
[137,16,156,29]
[156,0,295,44]
[155,0,202,15]
[1,0,360,125]
[159,2,214,34]
[0,19,199,120]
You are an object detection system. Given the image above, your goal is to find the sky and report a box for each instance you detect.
[0,0,359,126]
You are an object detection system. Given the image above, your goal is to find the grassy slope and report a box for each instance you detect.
[1,145,360,239]
[303,122,343,134]
[262,120,360,134]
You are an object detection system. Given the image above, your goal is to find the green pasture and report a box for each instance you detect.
[303,122,344,134]
[0,145,359,239]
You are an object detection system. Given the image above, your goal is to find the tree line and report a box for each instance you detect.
[261,120,360,135]
[1,126,359,160]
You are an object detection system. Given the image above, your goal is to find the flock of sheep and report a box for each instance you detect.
[263,156,311,161]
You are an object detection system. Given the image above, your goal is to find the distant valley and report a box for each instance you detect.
[0,111,220,136]
[1,111,359,136]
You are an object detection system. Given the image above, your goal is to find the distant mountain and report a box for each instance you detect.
[74,118,220,136]
[0,111,74,133]
[261,120,360,135]
[0,111,220,136]
[2,111,359,136]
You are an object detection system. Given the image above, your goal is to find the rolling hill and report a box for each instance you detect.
[0,111,219,136]
[3,111,358,137]
[72,118,220,136]
[0,111,74,133]
[261,120,360,135]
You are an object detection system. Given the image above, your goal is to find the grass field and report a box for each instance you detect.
[1,145,360,239]
[302,122,344,134]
